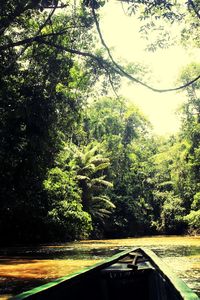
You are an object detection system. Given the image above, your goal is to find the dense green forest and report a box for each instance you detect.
[0,0,199,244]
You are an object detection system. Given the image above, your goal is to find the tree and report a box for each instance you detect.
[174,63,200,233]
[149,62,200,235]
[1,0,199,243]
[160,192,186,234]
[43,167,92,241]
[83,97,156,237]
[68,142,115,224]
[0,1,101,244]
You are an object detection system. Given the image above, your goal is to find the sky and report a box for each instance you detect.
[99,1,200,135]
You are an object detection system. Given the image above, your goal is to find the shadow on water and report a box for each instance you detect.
[0,246,119,298]
[0,246,119,260]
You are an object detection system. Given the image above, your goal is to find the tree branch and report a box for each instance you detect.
[1,4,199,94]
[0,1,41,35]
[0,28,84,51]
[37,39,109,67]
[188,0,200,19]
[38,39,200,93]
[0,1,69,36]
[3,4,59,71]
[2,33,200,93]
[91,6,200,93]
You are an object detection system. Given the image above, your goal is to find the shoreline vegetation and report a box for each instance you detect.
[1,234,199,248]
[0,1,200,245]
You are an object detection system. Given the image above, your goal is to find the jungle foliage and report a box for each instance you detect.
[0,0,199,244]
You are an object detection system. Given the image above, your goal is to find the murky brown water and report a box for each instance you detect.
[0,236,199,299]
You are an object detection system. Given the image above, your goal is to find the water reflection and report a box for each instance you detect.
[0,246,118,261]
[0,258,102,298]
[0,236,199,299]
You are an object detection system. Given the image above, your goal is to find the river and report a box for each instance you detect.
[0,236,199,299]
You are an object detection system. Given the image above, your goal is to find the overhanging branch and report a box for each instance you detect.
[1,1,199,93]
[0,1,41,35]
[0,28,84,51]
[91,6,200,93]
[37,39,111,69]
[188,0,200,19]
[2,34,200,94]
[1,16,199,93]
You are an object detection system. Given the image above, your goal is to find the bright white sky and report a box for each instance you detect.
[99,1,200,135]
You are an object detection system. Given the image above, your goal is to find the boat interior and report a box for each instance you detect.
[24,250,183,300]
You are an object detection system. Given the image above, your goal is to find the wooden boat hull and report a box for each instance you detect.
[11,247,199,300]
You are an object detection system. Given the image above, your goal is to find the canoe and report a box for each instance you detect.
[11,247,199,300]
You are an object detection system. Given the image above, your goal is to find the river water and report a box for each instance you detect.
[0,236,199,299]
